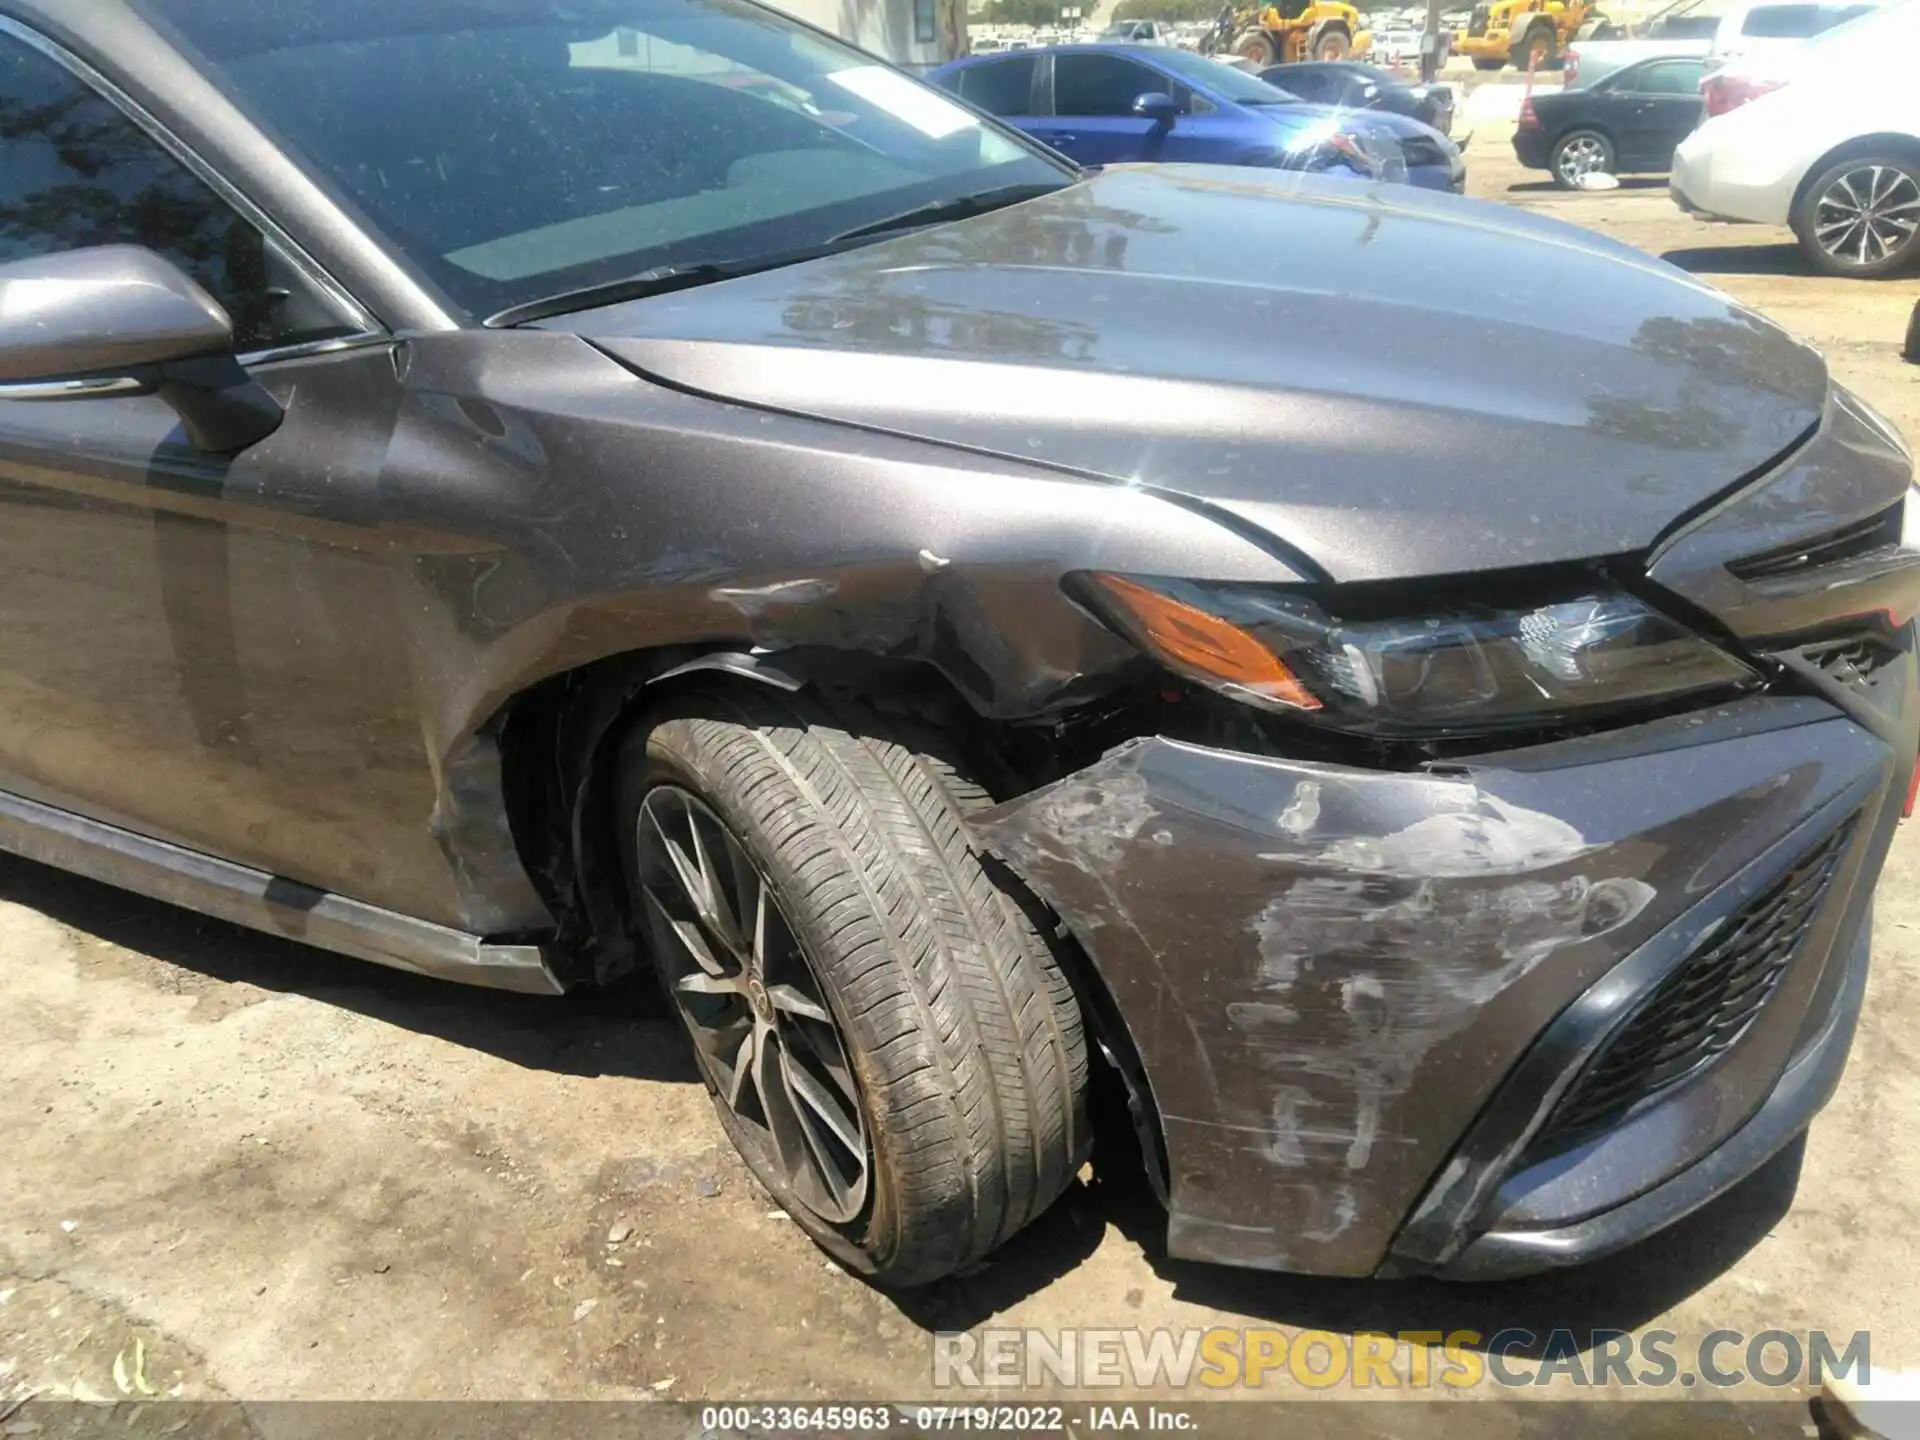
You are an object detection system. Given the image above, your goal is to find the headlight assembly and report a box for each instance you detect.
[1076,573,1758,737]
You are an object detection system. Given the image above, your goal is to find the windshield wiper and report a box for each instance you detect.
[827,181,1069,244]
[484,245,838,327]
[485,181,1072,327]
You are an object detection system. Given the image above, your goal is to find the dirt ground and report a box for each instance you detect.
[4,109,1920,1425]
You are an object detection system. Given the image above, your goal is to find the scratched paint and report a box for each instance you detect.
[1240,863,1654,1187]
[709,577,839,617]
[969,726,1816,1273]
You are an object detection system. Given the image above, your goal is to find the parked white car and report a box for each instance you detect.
[1671,0,1920,276]
[1096,19,1174,44]
[1564,0,1883,86]
[1372,24,1421,62]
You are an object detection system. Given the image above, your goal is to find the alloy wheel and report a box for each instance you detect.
[636,785,870,1225]
[1556,135,1609,185]
[1813,164,1920,270]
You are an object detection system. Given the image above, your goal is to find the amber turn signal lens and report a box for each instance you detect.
[1088,573,1321,711]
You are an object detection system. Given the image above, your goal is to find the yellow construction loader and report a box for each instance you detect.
[1204,0,1373,67]
[1453,0,1603,71]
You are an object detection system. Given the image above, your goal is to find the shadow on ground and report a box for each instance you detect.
[0,852,696,1085]
[1661,242,1816,277]
[1131,1136,1798,1358]
[1507,177,1667,194]
[895,1079,1803,1350]
[2,849,1800,1352]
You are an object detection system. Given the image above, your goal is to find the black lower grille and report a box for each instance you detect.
[1804,636,1901,693]
[1533,818,1855,1151]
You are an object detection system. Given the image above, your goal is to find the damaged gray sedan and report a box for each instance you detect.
[2,0,1917,1286]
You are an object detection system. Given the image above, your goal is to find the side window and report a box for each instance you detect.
[0,32,358,353]
[956,56,1038,116]
[1814,3,1874,28]
[1051,54,1164,117]
[1738,4,1824,35]
[1633,60,1708,92]
[1283,70,1331,100]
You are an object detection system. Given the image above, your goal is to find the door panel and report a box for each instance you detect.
[1045,51,1176,165]
[0,346,485,922]
[1613,98,1664,167]
[1615,61,1707,167]
[0,27,484,924]
[1640,96,1705,163]
[1031,114,1160,165]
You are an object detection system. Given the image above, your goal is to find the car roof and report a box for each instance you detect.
[945,41,1182,66]
[1263,59,1400,84]
[1614,52,1706,68]
[1021,42,1164,52]
[1603,52,1708,78]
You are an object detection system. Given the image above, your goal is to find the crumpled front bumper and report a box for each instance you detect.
[972,688,1907,1277]
[972,383,1917,1279]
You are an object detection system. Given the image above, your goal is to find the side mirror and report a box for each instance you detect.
[0,246,282,453]
[1132,91,1180,123]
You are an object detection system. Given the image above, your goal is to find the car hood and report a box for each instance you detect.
[548,165,1827,582]
[1263,100,1443,145]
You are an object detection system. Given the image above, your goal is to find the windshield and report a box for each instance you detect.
[1147,47,1303,101]
[1641,0,1738,37]
[1790,0,1909,55]
[1349,63,1397,85]
[136,0,1068,320]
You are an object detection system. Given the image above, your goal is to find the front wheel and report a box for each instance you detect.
[617,685,1090,1285]
[1233,28,1278,65]
[1472,55,1504,70]
[1551,128,1615,189]
[1792,154,1920,278]
[1513,27,1557,69]
[1312,25,1352,60]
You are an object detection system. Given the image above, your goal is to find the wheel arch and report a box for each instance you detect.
[492,644,984,982]
[492,642,1173,1200]
[1231,26,1279,63]
[1305,18,1354,55]
[1789,131,1920,220]
[1553,121,1618,151]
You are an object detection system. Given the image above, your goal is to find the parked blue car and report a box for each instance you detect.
[930,45,1464,191]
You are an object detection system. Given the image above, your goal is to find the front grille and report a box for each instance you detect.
[1804,635,1902,692]
[1468,5,1491,34]
[1533,818,1855,1151]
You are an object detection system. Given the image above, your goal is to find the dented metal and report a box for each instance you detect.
[972,698,1896,1275]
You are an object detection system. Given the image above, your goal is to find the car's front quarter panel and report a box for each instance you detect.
[379,328,1298,725]
[365,329,1304,927]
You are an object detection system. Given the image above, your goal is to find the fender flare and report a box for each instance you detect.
[647,651,805,693]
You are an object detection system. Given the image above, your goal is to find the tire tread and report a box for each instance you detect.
[618,684,1088,1282]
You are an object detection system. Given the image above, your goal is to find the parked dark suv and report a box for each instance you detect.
[1,0,1915,1286]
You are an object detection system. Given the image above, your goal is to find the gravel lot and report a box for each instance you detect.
[4,103,1918,1423]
